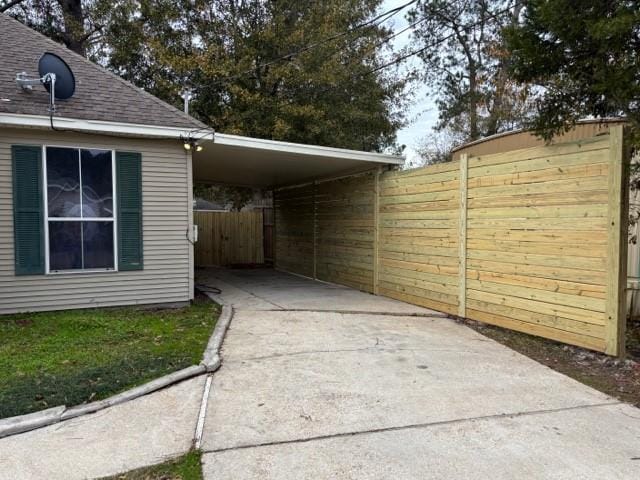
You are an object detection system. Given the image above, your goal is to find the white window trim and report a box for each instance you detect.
[42,145,119,275]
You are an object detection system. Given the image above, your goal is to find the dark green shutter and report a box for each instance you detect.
[12,145,45,275]
[116,151,143,271]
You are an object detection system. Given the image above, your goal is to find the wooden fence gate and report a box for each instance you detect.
[194,211,264,267]
[275,127,629,356]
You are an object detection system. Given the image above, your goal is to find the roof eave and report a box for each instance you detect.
[1,113,405,165]
[213,132,405,165]
[0,113,212,139]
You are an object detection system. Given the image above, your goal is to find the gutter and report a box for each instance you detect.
[214,132,404,165]
[0,113,214,140]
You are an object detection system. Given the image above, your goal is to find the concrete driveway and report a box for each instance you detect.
[198,268,640,479]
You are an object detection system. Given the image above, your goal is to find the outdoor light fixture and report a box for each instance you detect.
[180,135,203,152]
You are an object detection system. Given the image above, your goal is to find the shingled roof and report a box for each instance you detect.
[0,14,206,130]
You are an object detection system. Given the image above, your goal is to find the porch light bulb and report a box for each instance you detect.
[184,142,191,150]
[196,144,203,152]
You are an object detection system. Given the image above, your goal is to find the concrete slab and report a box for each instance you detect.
[0,376,205,480]
[197,273,280,310]
[221,310,489,362]
[202,403,640,480]
[195,268,640,479]
[196,268,436,314]
[202,311,612,451]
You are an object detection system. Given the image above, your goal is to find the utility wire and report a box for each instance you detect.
[364,2,523,76]
[206,0,419,86]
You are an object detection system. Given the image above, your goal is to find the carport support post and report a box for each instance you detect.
[605,125,628,357]
[458,154,468,318]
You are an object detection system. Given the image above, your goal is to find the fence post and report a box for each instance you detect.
[458,154,468,318]
[373,167,381,295]
[313,180,318,280]
[605,125,628,356]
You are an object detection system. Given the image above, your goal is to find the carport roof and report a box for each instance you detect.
[195,133,404,188]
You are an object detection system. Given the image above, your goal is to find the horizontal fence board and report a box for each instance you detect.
[466,239,607,258]
[468,175,608,199]
[467,136,609,167]
[467,269,606,299]
[466,289,605,325]
[466,258,606,285]
[467,216,608,230]
[466,307,606,351]
[466,228,608,244]
[468,148,608,179]
[466,249,606,271]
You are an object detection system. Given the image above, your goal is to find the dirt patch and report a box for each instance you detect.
[459,317,640,408]
[13,318,33,327]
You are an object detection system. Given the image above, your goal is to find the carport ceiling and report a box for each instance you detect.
[194,133,404,188]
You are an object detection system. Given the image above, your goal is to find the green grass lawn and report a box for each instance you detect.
[0,296,219,419]
[102,450,203,480]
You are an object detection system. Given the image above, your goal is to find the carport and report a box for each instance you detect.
[192,132,401,295]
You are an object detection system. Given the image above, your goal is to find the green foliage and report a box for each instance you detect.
[101,450,203,480]
[123,1,406,151]
[504,0,640,141]
[0,298,219,418]
[8,1,408,152]
[409,0,532,142]
[193,183,256,211]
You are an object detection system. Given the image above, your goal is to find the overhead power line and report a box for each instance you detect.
[364,2,524,76]
[208,0,419,86]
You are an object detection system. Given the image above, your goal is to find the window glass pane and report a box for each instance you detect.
[83,221,114,269]
[49,221,81,270]
[81,150,113,218]
[47,147,80,217]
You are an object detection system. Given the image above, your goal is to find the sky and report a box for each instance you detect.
[381,0,438,166]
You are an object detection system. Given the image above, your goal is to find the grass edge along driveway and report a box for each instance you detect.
[101,450,203,480]
[0,295,219,419]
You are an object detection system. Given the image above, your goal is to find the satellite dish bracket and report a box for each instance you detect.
[15,71,58,113]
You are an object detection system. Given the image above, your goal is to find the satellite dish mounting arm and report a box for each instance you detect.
[16,72,58,113]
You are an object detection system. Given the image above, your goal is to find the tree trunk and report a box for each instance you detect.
[468,60,479,141]
[57,0,85,55]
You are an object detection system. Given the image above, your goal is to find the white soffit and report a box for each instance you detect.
[194,133,404,188]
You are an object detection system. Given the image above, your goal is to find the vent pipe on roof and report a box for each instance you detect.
[180,88,193,115]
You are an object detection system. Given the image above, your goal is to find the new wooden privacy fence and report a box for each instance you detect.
[275,127,629,356]
[194,210,264,266]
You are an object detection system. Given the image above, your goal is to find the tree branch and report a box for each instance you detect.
[0,0,26,13]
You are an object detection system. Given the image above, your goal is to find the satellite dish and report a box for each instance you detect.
[39,52,75,100]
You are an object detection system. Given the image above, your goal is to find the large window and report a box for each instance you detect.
[44,146,116,272]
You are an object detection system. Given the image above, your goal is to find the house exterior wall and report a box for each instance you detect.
[0,127,193,314]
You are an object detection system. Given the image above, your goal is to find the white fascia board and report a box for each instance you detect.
[0,113,214,139]
[1,113,403,164]
[213,132,405,164]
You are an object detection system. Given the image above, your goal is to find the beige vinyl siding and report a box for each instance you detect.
[0,127,193,314]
